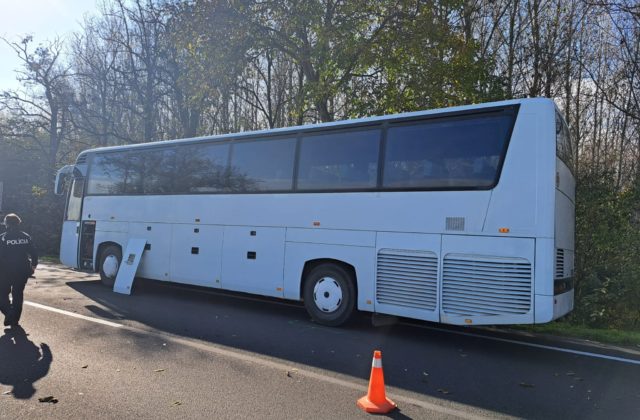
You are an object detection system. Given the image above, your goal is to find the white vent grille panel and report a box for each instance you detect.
[377,250,438,311]
[446,217,465,231]
[443,255,532,317]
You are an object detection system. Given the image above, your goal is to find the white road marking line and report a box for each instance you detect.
[24,301,123,328]
[24,299,488,419]
[407,323,640,366]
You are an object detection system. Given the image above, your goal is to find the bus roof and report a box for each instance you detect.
[77,97,553,159]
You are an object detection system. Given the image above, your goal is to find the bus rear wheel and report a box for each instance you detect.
[99,245,122,287]
[303,263,355,327]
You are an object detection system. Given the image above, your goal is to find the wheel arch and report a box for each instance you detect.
[300,258,358,302]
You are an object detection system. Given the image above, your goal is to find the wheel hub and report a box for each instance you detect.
[103,255,120,278]
[313,277,343,313]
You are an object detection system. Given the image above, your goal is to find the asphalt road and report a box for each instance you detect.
[1,264,639,419]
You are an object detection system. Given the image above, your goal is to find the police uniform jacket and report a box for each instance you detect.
[0,228,38,279]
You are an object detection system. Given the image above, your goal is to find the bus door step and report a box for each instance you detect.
[113,238,147,295]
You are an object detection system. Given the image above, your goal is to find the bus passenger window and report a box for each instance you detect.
[229,137,296,192]
[383,113,514,189]
[298,129,380,190]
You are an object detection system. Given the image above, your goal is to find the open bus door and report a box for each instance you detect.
[56,165,84,268]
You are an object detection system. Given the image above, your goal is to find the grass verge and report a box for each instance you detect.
[512,322,640,348]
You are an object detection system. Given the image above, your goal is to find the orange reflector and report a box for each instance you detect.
[366,300,372,305]
[465,319,473,324]
[313,221,320,226]
[276,287,283,291]
[499,227,510,233]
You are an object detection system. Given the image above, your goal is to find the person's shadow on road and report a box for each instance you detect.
[0,326,52,399]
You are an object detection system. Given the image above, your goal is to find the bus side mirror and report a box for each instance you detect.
[54,165,77,195]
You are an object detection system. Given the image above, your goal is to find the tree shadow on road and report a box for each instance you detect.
[0,326,52,399]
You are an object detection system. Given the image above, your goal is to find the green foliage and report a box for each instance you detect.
[346,0,505,117]
[515,321,640,347]
[572,170,640,330]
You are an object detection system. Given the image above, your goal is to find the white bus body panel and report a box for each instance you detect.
[129,222,172,280]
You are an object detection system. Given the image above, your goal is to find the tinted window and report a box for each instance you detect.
[175,143,229,193]
[556,112,574,174]
[230,138,296,192]
[123,153,145,194]
[143,148,177,194]
[87,153,128,194]
[298,129,380,190]
[383,113,514,189]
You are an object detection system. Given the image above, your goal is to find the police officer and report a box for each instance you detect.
[0,213,38,327]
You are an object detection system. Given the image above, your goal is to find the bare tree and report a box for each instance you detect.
[0,36,75,173]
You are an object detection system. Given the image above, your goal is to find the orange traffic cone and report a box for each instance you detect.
[357,350,397,414]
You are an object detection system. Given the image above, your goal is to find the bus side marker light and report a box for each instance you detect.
[276,287,283,291]
[465,319,473,324]
[499,228,510,233]
[366,300,372,305]
[313,221,320,226]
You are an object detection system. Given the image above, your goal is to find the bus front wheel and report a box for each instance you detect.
[303,263,355,327]
[99,245,122,287]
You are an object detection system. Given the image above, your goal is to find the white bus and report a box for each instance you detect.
[55,98,575,326]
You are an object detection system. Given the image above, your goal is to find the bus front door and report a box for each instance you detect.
[59,178,84,268]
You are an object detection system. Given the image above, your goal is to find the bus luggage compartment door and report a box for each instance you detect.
[170,224,224,288]
[221,226,286,298]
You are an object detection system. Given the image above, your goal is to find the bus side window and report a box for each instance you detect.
[298,129,380,190]
[384,113,513,189]
[230,137,296,192]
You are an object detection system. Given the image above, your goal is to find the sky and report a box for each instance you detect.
[0,0,99,90]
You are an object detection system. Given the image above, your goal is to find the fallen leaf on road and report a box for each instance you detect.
[437,388,451,395]
[81,365,88,369]
[154,369,165,372]
[519,382,535,388]
[2,390,11,395]
[172,401,182,406]
[38,396,59,404]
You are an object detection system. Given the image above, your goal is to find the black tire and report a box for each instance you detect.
[303,263,356,327]
[99,245,122,287]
